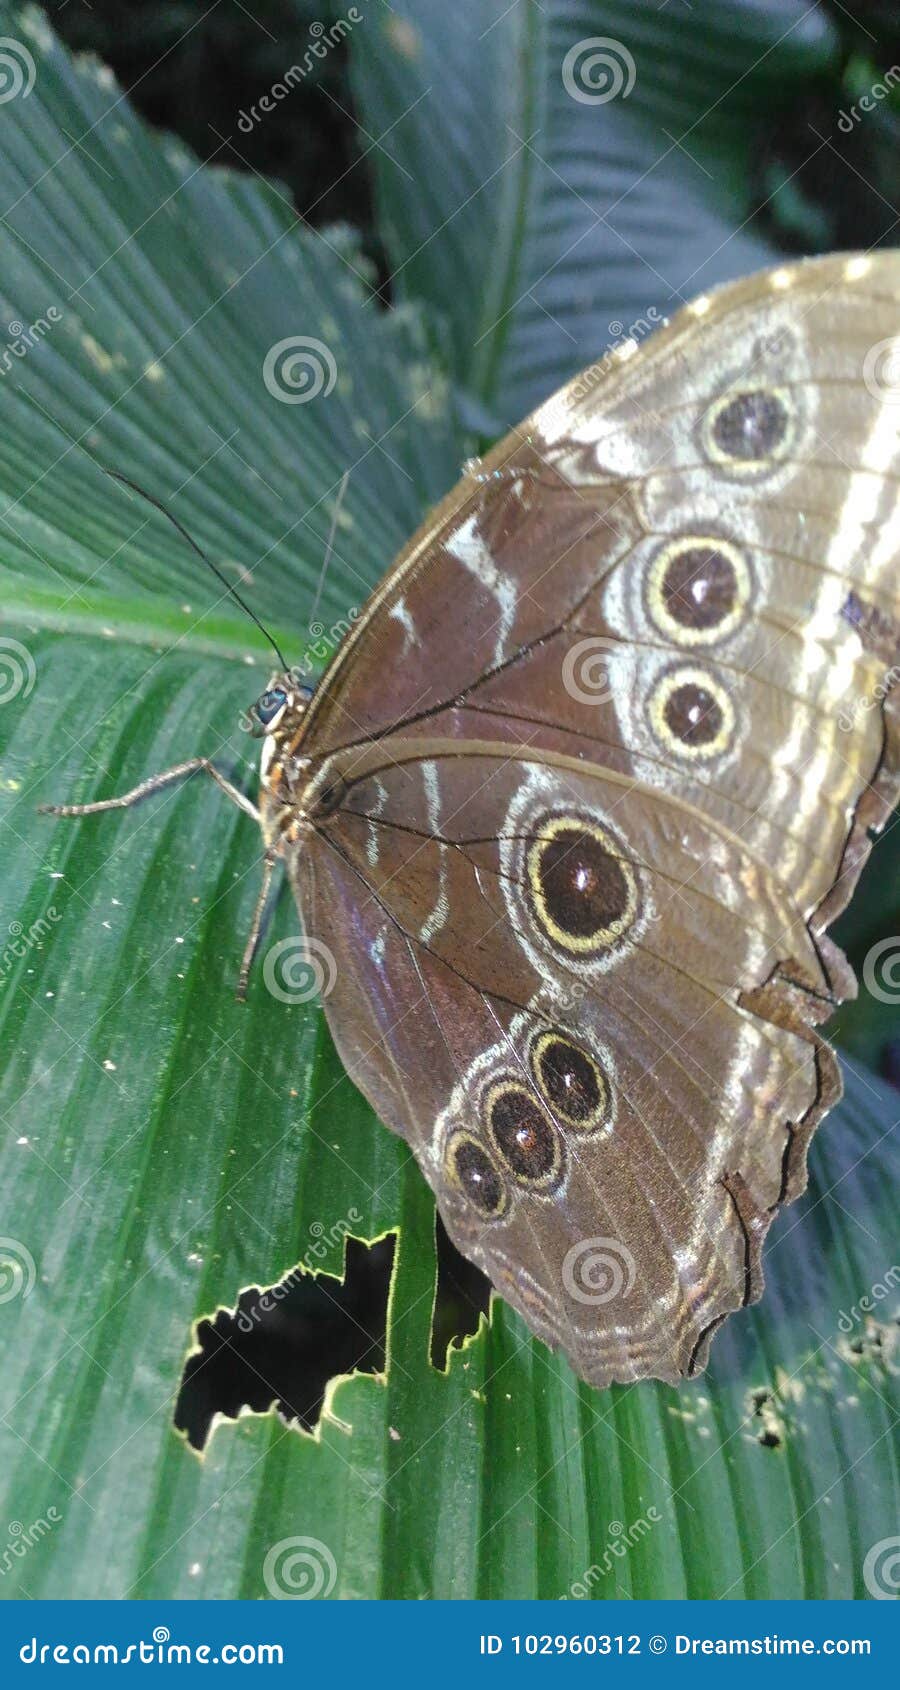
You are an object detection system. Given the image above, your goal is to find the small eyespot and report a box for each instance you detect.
[703,385,793,473]
[646,536,751,646]
[447,1134,507,1219]
[526,815,639,957]
[648,666,736,760]
[486,1081,562,1190]
[531,1031,611,1134]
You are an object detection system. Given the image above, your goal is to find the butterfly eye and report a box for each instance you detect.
[254,687,288,730]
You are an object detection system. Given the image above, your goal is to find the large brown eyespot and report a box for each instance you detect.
[526,815,639,955]
[446,1134,507,1218]
[531,1031,611,1133]
[703,385,793,473]
[486,1081,562,1189]
[649,666,736,760]
[646,536,751,646]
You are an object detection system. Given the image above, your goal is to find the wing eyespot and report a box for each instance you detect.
[646,535,752,647]
[446,1133,508,1219]
[530,1030,612,1135]
[525,815,640,956]
[702,385,795,475]
[485,1079,564,1192]
[648,666,736,761]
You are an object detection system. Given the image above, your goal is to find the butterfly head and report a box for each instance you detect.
[247,672,314,742]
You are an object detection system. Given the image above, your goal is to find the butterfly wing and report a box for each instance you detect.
[293,746,838,1384]
[281,253,900,1384]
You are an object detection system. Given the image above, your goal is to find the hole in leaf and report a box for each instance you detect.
[746,1386,785,1450]
[430,1213,491,1371]
[175,1235,395,1451]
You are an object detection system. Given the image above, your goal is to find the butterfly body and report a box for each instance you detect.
[45,252,900,1388]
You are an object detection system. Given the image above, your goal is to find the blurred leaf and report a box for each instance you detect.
[349,0,840,416]
[0,9,461,633]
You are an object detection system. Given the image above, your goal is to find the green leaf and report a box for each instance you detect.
[0,0,897,1605]
[0,9,461,632]
[349,0,840,416]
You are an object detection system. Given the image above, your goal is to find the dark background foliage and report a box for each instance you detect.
[40,0,900,260]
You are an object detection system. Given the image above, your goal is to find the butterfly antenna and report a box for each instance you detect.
[102,467,291,673]
[309,468,350,628]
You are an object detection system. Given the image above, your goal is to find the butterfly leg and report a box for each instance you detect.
[237,847,280,1003]
[39,758,260,823]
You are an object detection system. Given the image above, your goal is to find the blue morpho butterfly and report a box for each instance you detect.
[44,254,900,1386]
